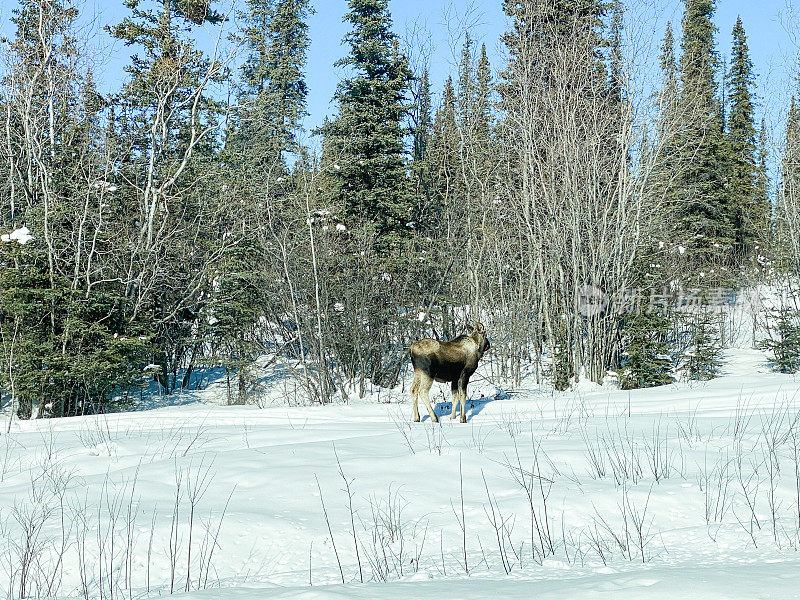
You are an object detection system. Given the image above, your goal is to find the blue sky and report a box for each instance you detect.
[1,0,797,139]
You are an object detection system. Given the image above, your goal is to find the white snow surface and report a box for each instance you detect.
[1,226,33,245]
[4,347,800,598]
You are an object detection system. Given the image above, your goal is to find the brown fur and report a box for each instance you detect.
[410,322,490,423]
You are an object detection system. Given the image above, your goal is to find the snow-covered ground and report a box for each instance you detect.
[4,347,800,598]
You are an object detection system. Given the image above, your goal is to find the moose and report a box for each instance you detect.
[410,322,490,423]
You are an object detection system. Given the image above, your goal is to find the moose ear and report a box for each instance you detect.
[474,321,485,334]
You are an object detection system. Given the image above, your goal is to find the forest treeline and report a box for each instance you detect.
[1,0,800,417]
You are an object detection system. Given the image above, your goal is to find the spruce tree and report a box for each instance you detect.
[317,0,415,387]
[410,67,434,231]
[470,43,495,202]
[500,0,620,389]
[777,95,800,276]
[214,0,312,402]
[412,68,432,164]
[679,0,719,114]
[235,0,312,167]
[451,36,497,327]
[756,118,770,228]
[631,19,680,384]
[759,306,800,373]
[474,44,493,142]
[609,0,625,103]
[619,311,674,389]
[726,17,764,257]
[631,21,681,386]
[785,96,800,193]
[647,22,682,210]
[426,76,458,232]
[321,0,414,250]
[682,307,724,381]
[648,22,680,208]
[457,34,475,131]
[660,21,678,90]
[501,0,608,92]
[671,0,733,276]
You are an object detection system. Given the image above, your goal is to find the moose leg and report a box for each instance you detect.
[411,371,421,422]
[418,374,438,423]
[450,381,459,419]
[458,377,469,423]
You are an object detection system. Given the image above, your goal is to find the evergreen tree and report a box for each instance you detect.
[450,36,497,324]
[431,78,458,161]
[777,95,800,274]
[680,0,718,114]
[410,67,434,231]
[784,96,800,190]
[500,0,621,389]
[648,22,681,213]
[321,0,414,249]
[211,0,312,402]
[412,68,432,164]
[630,20,682,386]
[661,21,678,90]
[316,0,416,387]
[619,311,674,389]
[726,17,764,257]
[609,0,625,103]
[474,44,493,142]
[457,34,475,131]
[759,305,800,373]
[501,0,608,94]
[426,76,458,232]
[682,307,724,380]
[235,0,312,167]
[756,118,770,229]
[671,0,733,276]
[630,21,681,385]
[108,0,226,248]
[647,23,679,196]
[780,98,800,239]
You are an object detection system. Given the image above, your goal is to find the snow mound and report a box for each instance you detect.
[1,226,33,245]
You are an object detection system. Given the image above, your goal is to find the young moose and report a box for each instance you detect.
[410,322,490,423]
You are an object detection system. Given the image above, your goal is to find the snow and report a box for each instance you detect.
[92,181,117,193]
[1,226,33,245]
[4,348,800,598]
